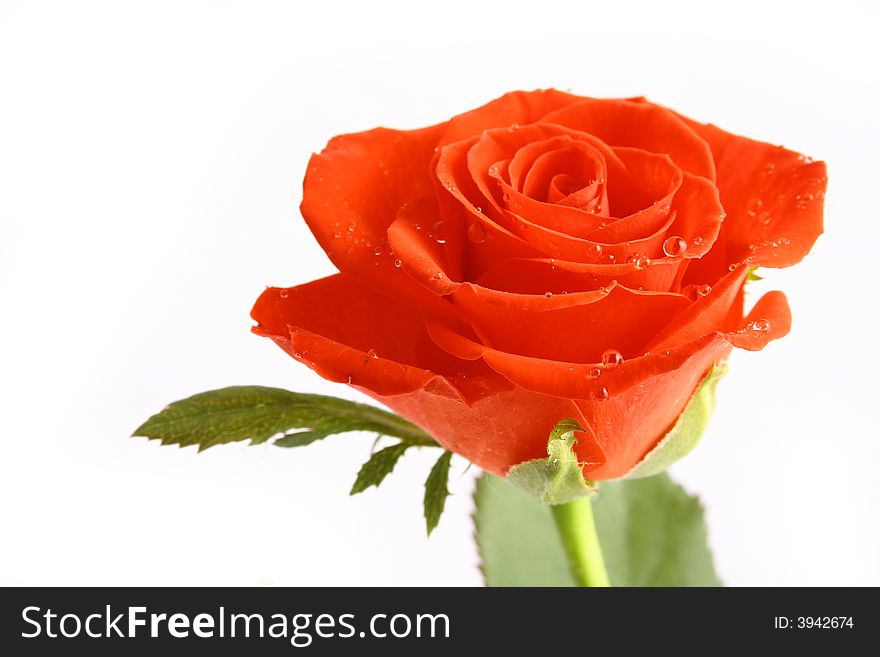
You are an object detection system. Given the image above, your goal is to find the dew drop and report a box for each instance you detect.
[601,349,623,367]
[598,286,610,295]
[432,271,444,281]
[593,386,609,401]
[366,349,379,360]
[603,253,617,264]
[757,211,772,225]
[333,231,342,239]
[475,206,483,214]
[467,222,486,243]
[693,236,705,246]
[586,243,603,258]
[749,319,771,332]
[544,291,553,298]
[278,289,288,299]
[746,198,763,216]
[432,221,446,244]
[627,254,651,269]
[294,352,302,359]
[695,284,712,297]
[663,236,687,257]
[589,367,601,379]
[393,258,402,268]
[346,375,353,384]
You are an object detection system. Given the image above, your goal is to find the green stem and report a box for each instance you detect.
[550,497,610,587]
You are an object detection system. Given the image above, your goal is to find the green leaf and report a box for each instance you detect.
[623,363,727,479]
[505,418,596,505]
[132,386,437,451]
[350,443,409,495]
[746,266,763,282]
[423,451,453,535]
[474,472,720,587]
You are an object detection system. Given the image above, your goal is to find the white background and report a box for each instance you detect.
[1,0,877,586]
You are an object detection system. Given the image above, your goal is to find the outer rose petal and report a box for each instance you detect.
[300,125,458,318]
[250,273,606,475]
[437,88,582,146]
[676,115,826,283]
[426,287,791,479]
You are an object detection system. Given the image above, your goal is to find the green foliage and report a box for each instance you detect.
[506,419,596,505]
[424,451,453,535]
[475,473,720,587]
[133,386,436,450]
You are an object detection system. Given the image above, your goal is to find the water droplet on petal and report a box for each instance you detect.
[467,222,486,243]
[601,349,623,367]
[544,291,553,298]
[432,271,444,281]
[586,243,603,258]
[278,289,288,299]
[589,367,601,379]
[346,375,353,384]
[603,253,617,264]
[695,284,712,297]
[663,236,687,257]
[294,352,302,359]
[693,236,705,246]
[749,319,771,332]
[432,221,446,244]
[627,254,651,269]
[593,386,609,401]
[746,198,763,216]
[366,349,379,360]
[333,231,342,239]
[757,211,772,225]
[393,258,402,268]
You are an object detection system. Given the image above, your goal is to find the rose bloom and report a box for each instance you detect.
[252,90,826,480]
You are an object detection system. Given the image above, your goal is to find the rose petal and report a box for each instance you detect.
[437,88,582,146]
[475,257,683,294]
[427,288,790,478]
[542,98,717,180]
[300,125,459,317]
[440,284,690,363]
[251,273,485,397]
[677,117,826,282]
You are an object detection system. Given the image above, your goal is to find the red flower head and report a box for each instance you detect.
[252,90,826,480]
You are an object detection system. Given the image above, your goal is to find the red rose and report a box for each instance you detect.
[251,90,826,480]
